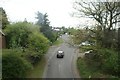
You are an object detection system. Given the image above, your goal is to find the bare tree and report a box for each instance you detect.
[73,1,120,30]
[73,1,120,48]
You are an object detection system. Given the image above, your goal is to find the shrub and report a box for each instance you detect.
[4,22,40,48]
[24,49,42,64]
[89,48,119,76]
[2,49,32,78]
[99,49,119,76]
[26,32,49,64]
[28,32,49,54]
[4,22,50,64]
[84,47,119,77]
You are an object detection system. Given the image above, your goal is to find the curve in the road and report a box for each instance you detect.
[43,34,80,78]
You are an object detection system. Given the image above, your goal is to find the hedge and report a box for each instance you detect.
[2,49,32,78]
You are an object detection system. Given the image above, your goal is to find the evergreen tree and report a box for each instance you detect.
[0,7,9,29]
[36,12,57,42]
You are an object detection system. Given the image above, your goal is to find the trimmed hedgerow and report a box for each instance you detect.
[2,49,32,78]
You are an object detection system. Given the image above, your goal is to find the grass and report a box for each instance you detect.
[52,38,63,46]
[26,56,46,78]
[77,57,119,79]
[80,45,94,52]
[77,57,97,78]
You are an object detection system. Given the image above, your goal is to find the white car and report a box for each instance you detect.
[85,50,93,54]
[57,50,64,58]
[79,41,91,46]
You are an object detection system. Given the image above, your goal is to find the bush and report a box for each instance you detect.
[28,32,49,54]
[24,49,43,64]
[4,22,50,64]
[83,47,119,77]
[4,22,40,48]
[42,29,58,43]
[26,32,49,64]
[2,49,32,78]
[98,49,119,76]
[88,48,119,76]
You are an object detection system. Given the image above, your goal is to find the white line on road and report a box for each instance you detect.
[58,64,61,71]
[47,46,60,63]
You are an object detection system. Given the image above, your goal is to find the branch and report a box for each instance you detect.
[112,20,120,24]
[113,12,120,18]
[91,2,98,11]
[93,16,103,25]
[89,29,96,33]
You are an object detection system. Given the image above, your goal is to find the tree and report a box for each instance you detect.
[5,22,50,64]
[67,27,77,35]
[73,2,120,30]
[36,12,44,26]
[73,1,119,77]
[36,12,57,42]
[5,22,32,48]
[0,7,9,29]
[73,1,120,48]
[40,13,51,33]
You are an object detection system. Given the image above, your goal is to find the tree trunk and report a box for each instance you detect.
[118,28,120,49]
[109,11,113,30]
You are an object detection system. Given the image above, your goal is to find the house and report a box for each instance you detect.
[0,29,6,49]
[52,27,63,31]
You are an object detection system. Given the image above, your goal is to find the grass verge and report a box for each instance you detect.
[77,57,118,79]
[52,38,63,46]
[26,56,46,78]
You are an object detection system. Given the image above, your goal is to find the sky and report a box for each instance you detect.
[0,0,94,28]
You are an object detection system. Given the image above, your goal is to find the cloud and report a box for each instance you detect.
[0,0,93,28]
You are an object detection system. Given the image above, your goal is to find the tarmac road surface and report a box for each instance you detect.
[43,34,79,78]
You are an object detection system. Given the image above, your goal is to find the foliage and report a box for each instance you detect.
[28,32,49,54]
[2,49,32,78]
[73,2,120,48]
[4,22,50,64]
[83,47,119,77]
[77,57,119,78]
[80,45,95,52]
[73,2,120,29]
[97,48,119,76]
[52,38,63,46]
[73,1,119,78]
[36,12,57,42]
[4,22,33,48]
[26,32,49,64]
[36,12,44,25]
[72,28,89,44]
[26,56,46,78]
[61,26,68,34]
[4,22,49,48]
[0,7,9,29]
[67,27,77,35]
[42,29,57,42]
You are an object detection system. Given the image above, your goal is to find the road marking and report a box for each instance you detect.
[43,46,61,78]
[58,64,61,71]
[47,46,60,63]
[58,60,63,77]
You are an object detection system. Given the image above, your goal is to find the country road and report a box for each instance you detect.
[43,34,80,78]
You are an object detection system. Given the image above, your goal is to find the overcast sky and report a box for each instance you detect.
[0,0,95,28]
